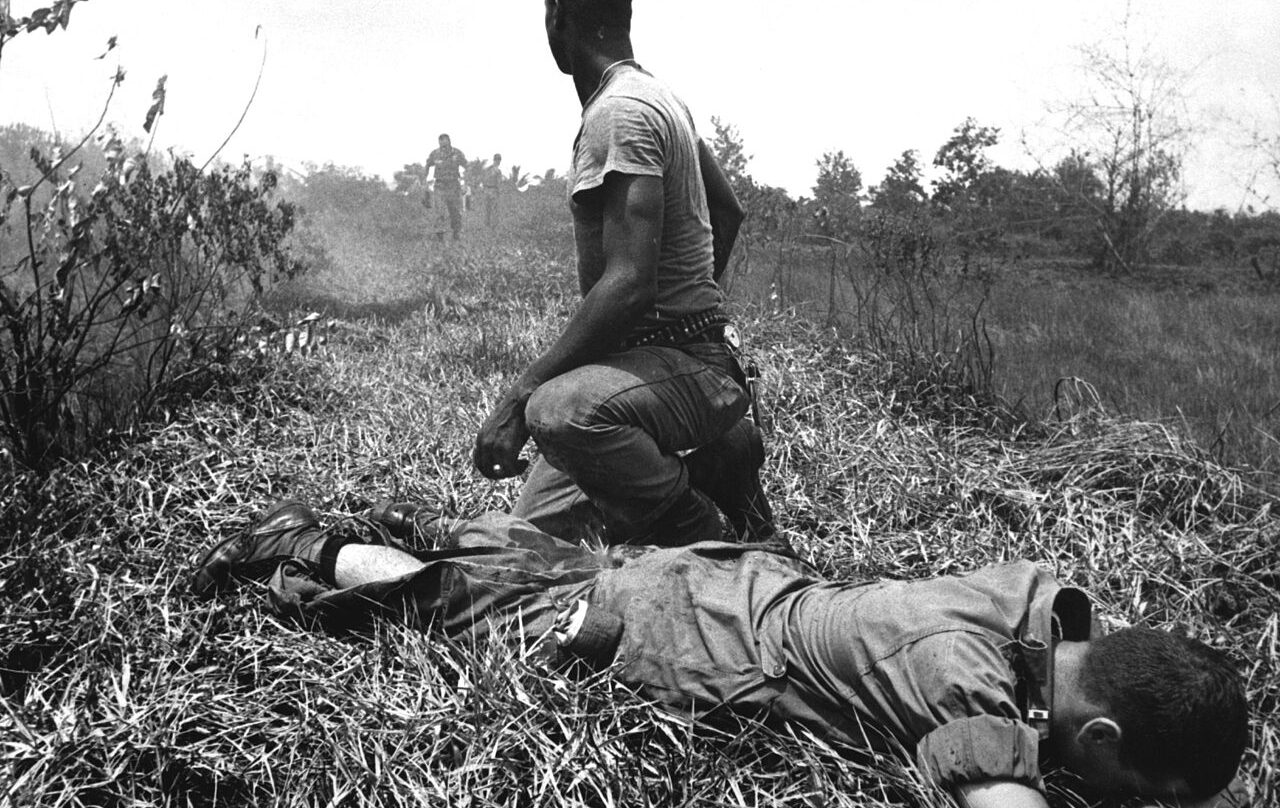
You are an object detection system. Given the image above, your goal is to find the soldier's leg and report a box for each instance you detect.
[333,543,425,588]
[523,346,749,544]
[447,195,463,239]
[685,417,775,540]
[511,456,606,542]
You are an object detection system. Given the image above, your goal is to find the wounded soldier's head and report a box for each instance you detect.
[1055,627,1248,802]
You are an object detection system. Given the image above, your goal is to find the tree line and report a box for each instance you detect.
[709,115,1280,279]
[708,14,1280,279]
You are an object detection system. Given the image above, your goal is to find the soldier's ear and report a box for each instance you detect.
[1076,717,1122,747]
[546,0,568,31]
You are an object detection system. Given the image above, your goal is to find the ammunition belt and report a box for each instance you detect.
[621,308,731,350]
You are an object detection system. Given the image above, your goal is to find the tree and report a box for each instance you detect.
[811,150,862,239]
[393,162,427,194]
[706,116,796,240]
[708,116,752,198]
[1241,93,1280,213]
[1049,6,1190,272]
[932,118,1001,210]
[869,150,927,214]
[506,164,530,191]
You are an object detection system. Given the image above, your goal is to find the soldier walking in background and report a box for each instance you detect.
[471,0,772,545]
[480,153,505,228]
[426,133,467,241]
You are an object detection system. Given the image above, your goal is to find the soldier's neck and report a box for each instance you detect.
[573,43,635,106]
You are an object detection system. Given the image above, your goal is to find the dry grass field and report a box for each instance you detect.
[2,197,1278,806]
[730,245,1280,484]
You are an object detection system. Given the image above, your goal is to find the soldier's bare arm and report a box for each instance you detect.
[698,138,744,282]
[473,172,662,478]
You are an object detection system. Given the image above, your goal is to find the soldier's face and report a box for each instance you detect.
[544,0,573,75]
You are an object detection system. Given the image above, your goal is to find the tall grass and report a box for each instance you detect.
[984,270,1280,480]
[737,238,1279,484]
[1,218,1276,805]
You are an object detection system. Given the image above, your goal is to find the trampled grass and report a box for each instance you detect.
[1,213,1277,805]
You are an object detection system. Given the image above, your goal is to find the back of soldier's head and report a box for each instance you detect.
[1081,627,1248,798]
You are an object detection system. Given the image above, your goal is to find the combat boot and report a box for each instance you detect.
[192,500,327,597]
[369,499,420,540]
[367,499,460,548]
[686,418,776,540]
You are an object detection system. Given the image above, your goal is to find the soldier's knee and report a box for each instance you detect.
[525,380,591,445]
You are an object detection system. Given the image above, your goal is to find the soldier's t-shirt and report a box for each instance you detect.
[481,165,504,196]
[569,61,722,328]
[427,146,467,192]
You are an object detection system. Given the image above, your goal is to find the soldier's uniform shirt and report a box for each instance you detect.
[427,146,467,193]
[481,165,504,196]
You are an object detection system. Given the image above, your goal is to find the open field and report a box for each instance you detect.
[730,244,1280,485]
[985,263,1280,482]
[2,210,1277,805]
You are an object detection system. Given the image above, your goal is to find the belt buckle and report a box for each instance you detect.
[723,324,741,350]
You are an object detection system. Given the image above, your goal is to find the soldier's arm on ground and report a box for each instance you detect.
[953,780,1051,808]
[472,172,661,479]
[698,138,744,282]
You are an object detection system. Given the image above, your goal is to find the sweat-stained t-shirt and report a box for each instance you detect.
[264,511,1093,792]
[569,61,723,330]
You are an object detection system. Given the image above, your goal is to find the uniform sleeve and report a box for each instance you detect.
[572,96,665,200]
[915,715,1043,790]
[897,632,1044,790]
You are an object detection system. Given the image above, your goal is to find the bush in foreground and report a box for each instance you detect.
[1,130,304,476]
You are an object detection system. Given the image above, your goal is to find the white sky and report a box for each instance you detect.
[2,0,1278,210]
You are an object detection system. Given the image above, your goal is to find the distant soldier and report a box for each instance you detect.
[479,153,505,228]
[426,133,467,241]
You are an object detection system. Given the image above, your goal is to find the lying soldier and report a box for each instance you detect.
[192,500,1250,808]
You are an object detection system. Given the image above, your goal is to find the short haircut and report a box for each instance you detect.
[1081,627,1248,798]
[563,0,631,33]
[493,153,502,162]
[439,133,450,141]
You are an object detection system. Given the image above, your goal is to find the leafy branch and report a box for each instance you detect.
[0,0,90,64]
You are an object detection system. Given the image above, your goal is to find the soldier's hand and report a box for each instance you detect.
[473,391,531,479]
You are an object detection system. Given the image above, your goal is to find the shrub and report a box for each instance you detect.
[0,129,304,474]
